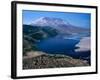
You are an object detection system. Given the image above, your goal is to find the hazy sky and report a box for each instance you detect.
[23,10,91,28]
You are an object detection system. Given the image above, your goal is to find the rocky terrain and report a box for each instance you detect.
[23,51,89,69]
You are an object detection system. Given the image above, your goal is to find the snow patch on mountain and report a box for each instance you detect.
[31,17,69,27]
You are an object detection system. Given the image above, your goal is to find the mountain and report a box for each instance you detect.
[31,17,67,27]
[31,17,90,34]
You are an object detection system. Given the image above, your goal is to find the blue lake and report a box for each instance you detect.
[36,37,90,63]
[37,37,79,53]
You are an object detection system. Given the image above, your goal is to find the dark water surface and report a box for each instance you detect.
[36,37,90,63]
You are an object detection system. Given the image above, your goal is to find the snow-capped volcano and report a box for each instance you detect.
[30,17,90,34]
[31,17,69,27]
